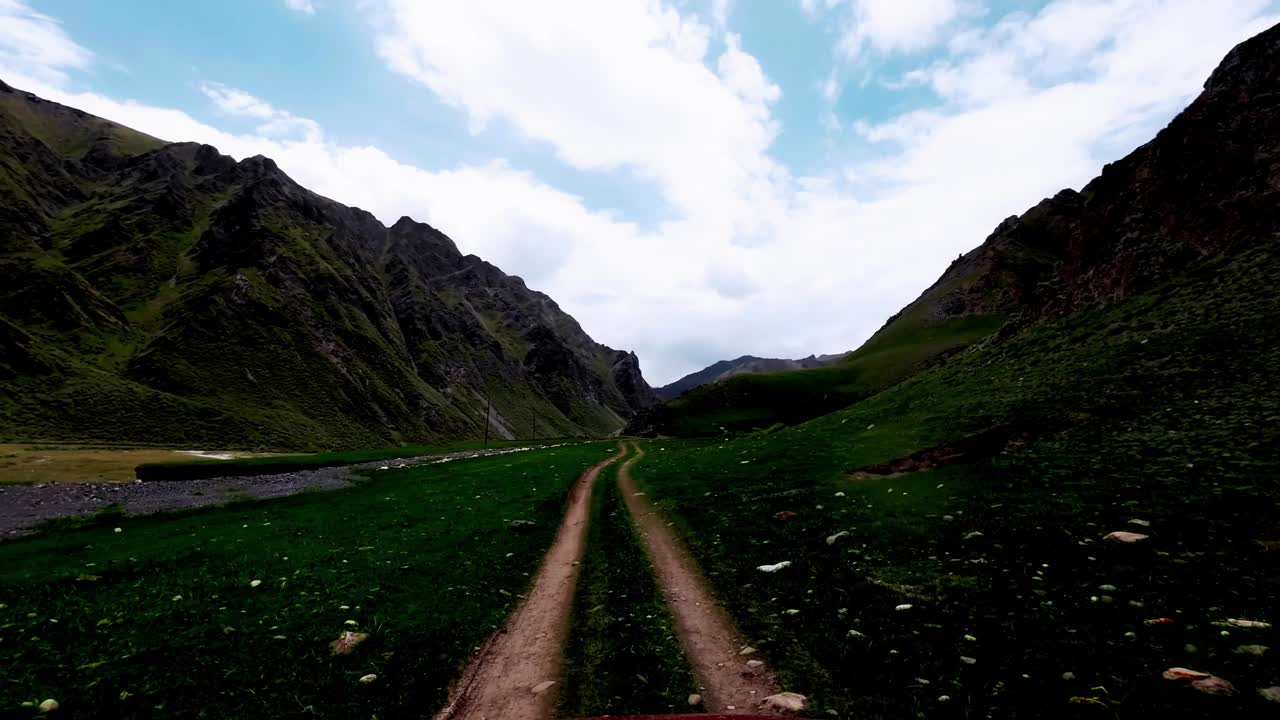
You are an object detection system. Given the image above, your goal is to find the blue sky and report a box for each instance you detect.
[3,0,1279,383]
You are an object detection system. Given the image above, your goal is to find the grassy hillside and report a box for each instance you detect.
[0,442,617,718]
[626,245,1280,718]
[637,312,1005,437]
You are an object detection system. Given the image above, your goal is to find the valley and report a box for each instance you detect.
[2,9,1280,720]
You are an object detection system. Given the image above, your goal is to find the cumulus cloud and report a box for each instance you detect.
[283,0,316,15]
[3,0,1277,386]
[0,0,92,84]
[199,82,322,142]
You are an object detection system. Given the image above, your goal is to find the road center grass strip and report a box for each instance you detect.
[0,441,617,718]
[557,446,698,718]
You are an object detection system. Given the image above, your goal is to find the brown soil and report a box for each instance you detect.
[617,443,784,715]
[434,446,628,720]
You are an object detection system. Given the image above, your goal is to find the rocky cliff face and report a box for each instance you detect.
[0,81,653,448]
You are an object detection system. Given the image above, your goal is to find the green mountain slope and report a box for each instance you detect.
[633,19,1280,438]
[0,79,655,449]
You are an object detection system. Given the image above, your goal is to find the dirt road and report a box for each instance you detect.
[434,445,628,720]
[617,442,784,715]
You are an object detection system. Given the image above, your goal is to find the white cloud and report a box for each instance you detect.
[0,0,92,84]
[803,0,967,58]
[199,82,322,142]
[3,0,1278,387]
[283,0,316,15]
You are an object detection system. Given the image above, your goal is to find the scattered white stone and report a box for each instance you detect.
[1258,687,1280,704]
[761,692,807,712]
[938,695,951,702]
[1218,619,1271,630]
[960,656,977,665]
[739,646,757,656]
[378,466,389,471]
[1062,672,1076,681]
[895,604,913,612]
[1128,519,1151,527]
[757,561,792,573]
[1234,645,1269,656]
[964,531,984,540]
[358,673,377,683]
[113,528,122,534]
[826,531,850,546]
[531,680,557,695]
[746,659,764,668]
[963,634,977,642]
[847,629,867,639]
[1103,531,1148,543]
[1099,584,1117,592]
[38,699,59,713]
[344,620,358,626]
[784,609,800,615]
[834,492,846,497]
[249,580,262,588]
[688,694,703,706]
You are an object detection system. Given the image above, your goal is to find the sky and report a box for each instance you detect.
[2,0,1278,385]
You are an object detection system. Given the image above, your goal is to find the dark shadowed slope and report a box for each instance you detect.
[0,79,655,448]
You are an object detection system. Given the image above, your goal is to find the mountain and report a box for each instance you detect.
[0,79,655,449]
[632,21,1280,437]
[655,354,840,401]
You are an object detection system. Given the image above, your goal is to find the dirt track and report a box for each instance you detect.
[434,445,628,720]
[617,443,783,715]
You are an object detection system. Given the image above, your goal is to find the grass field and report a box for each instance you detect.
[0,443,284,485]
[0,441,616,718]
[627,248,1280,718]
[558,445,698,717]
[132,439,544,482]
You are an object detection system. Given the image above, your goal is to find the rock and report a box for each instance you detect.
[1259,687,1280,704]
[1103,531,1148,543]
[938,695,951,702]
[1190,676,1237,696]
[38,699,58,713]
[531,680,556,695]
[757,561,791,573]
[739,646,757,656]
[509,519,538,532]
[249,579,262,588]
[895,604,913,611]
[688,694,703,706]
[1234,644,1269,656]
[964,531,984,540]
[1163,667,1210,681]
[847,629,867,639]
[761,692,807,712]
[960,656,977,665]
[834,492,846,497]
[1128,519,1151,527]
[746,659,764,668]
[826,531,850,546]
[1098,584,1117,592]
[329,631,369,655]
[1217,618,1271,629]
[358,673,377,683]
[1062,672,1076,681]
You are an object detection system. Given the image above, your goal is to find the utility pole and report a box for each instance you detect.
[482,389,492,449]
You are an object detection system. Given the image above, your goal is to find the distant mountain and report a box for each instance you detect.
[655,354,842,401]
[0,79,654,449]
[631,21,1280,436]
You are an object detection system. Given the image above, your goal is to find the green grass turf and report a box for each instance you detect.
[133,438,552,481]
[557,444,698,717]
[644,313,1005,437]
[0,441,619,718]
[626,248,1280,718]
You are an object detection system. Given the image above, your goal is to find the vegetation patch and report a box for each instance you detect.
[558,447,698,717]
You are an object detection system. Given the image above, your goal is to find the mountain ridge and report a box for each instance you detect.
[0,79,654,448]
